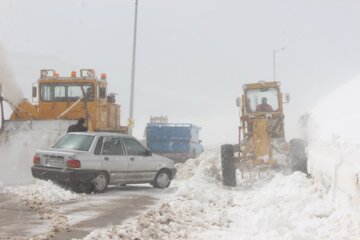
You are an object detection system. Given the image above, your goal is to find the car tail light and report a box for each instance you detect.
[67,159,81,168]
[33,154,40,165]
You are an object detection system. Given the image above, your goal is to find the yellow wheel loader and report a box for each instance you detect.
[0,69,127,138]
[221,81,307,186]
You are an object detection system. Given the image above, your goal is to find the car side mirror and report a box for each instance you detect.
[145,150,152,156]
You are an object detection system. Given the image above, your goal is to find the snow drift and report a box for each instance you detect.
[304,76,360,206]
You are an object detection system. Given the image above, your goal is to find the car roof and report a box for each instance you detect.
[67,132,130,137]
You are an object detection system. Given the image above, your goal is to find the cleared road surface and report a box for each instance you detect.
[0,185,172,240]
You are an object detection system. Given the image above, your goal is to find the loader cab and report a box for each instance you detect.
[242,82,283,115]
[245,87,280,113]
[240,81,285,140]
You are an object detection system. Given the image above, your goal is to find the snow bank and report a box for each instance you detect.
[304,76,360,206]
[209,172,360,240]
[2,179,77,236]
[2,179,77,203]
[83,149,234,240]
[0,129,64,185]
[82,148,360,239]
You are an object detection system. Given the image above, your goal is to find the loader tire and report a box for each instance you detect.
[221,144,237,187]
[290,139,307,174]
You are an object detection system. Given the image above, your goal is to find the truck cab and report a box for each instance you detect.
[9,69,127,133]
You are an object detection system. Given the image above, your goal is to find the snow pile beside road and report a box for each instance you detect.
[219,172,360,239]
[83,148,360,239]
[3,179,77,235]
[0,129,64,185]
[304,76,360,205]
[3,179,77,203]
[83,149,234,240]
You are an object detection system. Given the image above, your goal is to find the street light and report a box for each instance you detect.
[128,0,139,136]
[273,47,286,81]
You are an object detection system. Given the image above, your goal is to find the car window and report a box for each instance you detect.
[101,137,124,155]
[52,134,95,151]
[94,137,103,155]
[123,138,148,156]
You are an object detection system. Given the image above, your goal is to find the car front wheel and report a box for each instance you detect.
[92,172,109,193]
[153,170,171,189]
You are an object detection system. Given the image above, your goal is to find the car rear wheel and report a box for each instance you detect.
[153,170,171,189]
[92,172,109,193]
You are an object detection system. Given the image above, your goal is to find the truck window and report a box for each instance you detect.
[40,83,95,102]
[122,138,148,156]
[246,88,279,112]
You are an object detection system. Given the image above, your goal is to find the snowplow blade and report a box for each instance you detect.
[2,119,76,132]
[0,120,76,142]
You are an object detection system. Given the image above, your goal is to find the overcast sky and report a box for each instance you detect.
[1,0,360,145]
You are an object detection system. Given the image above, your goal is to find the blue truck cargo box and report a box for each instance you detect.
[146,123,200,142]
[145,123,203,162]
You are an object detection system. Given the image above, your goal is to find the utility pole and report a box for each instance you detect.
[273,47,286,81]
[128,0,139,136]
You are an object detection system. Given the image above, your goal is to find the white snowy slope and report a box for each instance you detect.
[304,76,360,206]
[81,148,360,240]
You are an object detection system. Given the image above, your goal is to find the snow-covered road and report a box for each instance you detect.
[1,148,360,239]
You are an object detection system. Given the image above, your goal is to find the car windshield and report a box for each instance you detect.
[246,87,280,112]
[52,134,95,151]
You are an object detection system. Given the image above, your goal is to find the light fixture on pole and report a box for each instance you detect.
[273,47,286,81]
[128,0,139,136]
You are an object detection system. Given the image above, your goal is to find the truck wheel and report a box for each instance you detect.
[221,144,237,187]
[289,139,307,174]
[92,172,109,193]
[153,169,171,189]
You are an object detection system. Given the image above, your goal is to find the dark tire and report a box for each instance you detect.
[70,182,92,193]
[290,139,307,174]
[221,144,237,187]
[153,169,171,189]
[91,172,109,193]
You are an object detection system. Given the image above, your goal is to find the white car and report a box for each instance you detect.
[31,132,176,193]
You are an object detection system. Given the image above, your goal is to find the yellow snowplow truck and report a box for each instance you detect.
[221,81,307,186]
[0,69,127,135]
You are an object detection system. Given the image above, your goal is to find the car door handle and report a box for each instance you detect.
[130,157,135,161]
[104,157,109,161]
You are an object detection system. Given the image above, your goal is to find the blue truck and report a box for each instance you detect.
[145,123,204,162]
